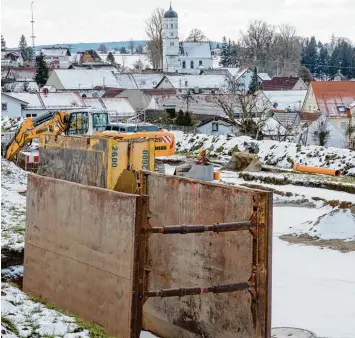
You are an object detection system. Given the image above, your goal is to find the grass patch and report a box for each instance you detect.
[8,225,25,234]
[2,316,20,336]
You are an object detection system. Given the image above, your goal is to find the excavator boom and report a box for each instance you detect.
[4,111,70,161]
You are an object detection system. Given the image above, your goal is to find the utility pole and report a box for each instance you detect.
[30,2,36,61]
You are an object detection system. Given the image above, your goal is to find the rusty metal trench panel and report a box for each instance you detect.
[141,172,272,338]
[23,173,143,338]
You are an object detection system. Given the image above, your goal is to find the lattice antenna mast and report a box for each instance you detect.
[30,2,36,58]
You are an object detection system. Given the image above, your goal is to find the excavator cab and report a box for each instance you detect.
[65,110,109,136]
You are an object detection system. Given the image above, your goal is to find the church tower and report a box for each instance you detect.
[162,3,180,73]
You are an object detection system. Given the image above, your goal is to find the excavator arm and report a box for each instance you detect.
[4,111,70,161]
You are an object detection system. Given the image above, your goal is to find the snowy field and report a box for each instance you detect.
[1,152,355,337]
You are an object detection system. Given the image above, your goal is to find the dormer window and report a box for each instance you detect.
[337,105,345,112]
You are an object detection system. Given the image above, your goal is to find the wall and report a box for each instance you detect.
[156,77,174,89]
[1,94,23,117]
[45,71,65,90]
[293,78,308,90]
[302,85,318,112]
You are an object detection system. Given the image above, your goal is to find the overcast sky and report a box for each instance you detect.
[2,0,355,47]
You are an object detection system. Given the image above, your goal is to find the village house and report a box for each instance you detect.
[263,90,307,112]
[302,81,355,148]
[262,76,307,91]
[155,74,228,93]
[200,67,265,92]
[1,48,24,67]
[1,91,85,117]
[41,47,71,69]
[45,69,120,92]
[196,116,239,136]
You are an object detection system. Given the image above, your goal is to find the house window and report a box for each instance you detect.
[185,81,188,87]
[199,60,202,66]
[340,122,347,130]
[190,60,194,69]
[337,105,346,112]
[2,103,7,111]
[170,42,174,46]
[182,61,186,69]
[170,32,173,37]
[212,122,219,132]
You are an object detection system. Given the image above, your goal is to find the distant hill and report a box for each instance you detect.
[35,40,221,52]
[35,40,148,52]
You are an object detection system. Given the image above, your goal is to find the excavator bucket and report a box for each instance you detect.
[221,151,262,172]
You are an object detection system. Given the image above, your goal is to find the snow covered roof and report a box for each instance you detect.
[6,92,42,108]
[49,69,119,89]
[82,97,135,117]
[5,92,86,109]
[39,92,84,109]
[41,47,71,57]
[101,98,135,116]
[132,74,164,89]
[181,42,211,58]
[6,68,36,81]
[114,73,137,89]
[162,75,228,89]
[258,73,271,81]
[263,90,307,111]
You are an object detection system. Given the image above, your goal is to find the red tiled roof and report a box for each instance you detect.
[311,81,355,116]
[262,77,301,90]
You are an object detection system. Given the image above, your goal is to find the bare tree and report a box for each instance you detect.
[273,24,301,74]
[98,43,107,53]
[240,20,275,62]
[208,79,272,139]
[128,39,135,55]
[186,29,209,42]
[145,8,164,70]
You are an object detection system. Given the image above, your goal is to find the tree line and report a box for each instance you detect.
[219,21,355,80]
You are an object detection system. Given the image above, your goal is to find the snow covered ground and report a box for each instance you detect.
[1,116,24,132]
[176,133,355,176]
[272,206,355,338]
[1,159,27,251]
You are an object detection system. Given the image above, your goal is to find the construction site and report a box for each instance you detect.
[1,110,355,338]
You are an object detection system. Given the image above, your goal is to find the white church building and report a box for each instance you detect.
[162,4,213,74]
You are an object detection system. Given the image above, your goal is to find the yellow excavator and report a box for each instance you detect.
[3,109,175,161]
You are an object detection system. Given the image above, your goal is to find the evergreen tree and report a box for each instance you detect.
[25,46,34,62]
[18,34,29,61]
[318,44,330,79]
[301,36,317,74]
[176,109,185,125]
[120,46,127,54]
[329,39,355,78]
[106,52,115,64]
[248,67,259,94]
[1,35,6,49]
[184,112,192,126]
[220,36,231,67]
[34,52,49,88]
